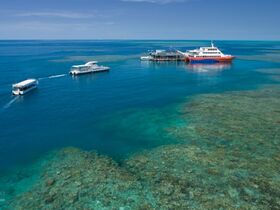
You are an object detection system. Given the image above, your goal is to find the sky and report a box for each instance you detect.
[0,0,279,40]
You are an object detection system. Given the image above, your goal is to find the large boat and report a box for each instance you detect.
[70,61,110,75]
[187,42,234,63]
[12,79,38,95]
[141,49,186,61]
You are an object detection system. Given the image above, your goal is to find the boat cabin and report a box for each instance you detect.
[12,79,38,95]
[71,61,98,71]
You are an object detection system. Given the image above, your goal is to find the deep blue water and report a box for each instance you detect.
[0,40,279,172]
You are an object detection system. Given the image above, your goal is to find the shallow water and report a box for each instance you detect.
[0,40,280,209]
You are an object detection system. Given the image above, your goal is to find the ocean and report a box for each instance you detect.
[0,40,279,209]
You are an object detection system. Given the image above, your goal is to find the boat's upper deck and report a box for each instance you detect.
[188,43,228,57]
[72,61,98,68]
[13,79,37,88]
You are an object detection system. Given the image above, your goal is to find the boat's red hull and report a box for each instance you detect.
[186,56,234,63]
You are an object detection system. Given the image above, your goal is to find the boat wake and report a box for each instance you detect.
[48,74,66,79]
[38,74,66,80]
[3,96,18,109]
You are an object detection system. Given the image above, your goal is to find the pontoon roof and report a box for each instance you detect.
[13,79,37,88]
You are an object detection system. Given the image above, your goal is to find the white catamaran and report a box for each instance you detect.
[70,61,110,75]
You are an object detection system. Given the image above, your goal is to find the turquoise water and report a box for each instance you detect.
[0,40,280,209]
[0,40,279,171]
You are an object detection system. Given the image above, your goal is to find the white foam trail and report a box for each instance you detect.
[48,74,66,79]
[3,96,18,109]
[38,76,48,80]
[38,74,66,80]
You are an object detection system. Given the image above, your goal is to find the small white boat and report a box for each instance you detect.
[12,79,38,95]
[70,61,110,75]
[140,55,154,61]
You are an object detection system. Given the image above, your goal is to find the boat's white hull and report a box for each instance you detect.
[70,67,110,75]
[12,86,37,95]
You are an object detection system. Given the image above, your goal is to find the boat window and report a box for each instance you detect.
[19,83,36,91]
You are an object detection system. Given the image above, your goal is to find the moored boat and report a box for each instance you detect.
[187,42,234,63]
[12,79,38,95]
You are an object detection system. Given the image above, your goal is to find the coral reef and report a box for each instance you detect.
[2,85,280,209]
[156,85,280,209]
[4,148,150,210]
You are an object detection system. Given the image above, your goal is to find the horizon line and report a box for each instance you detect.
[0,39,280,42]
